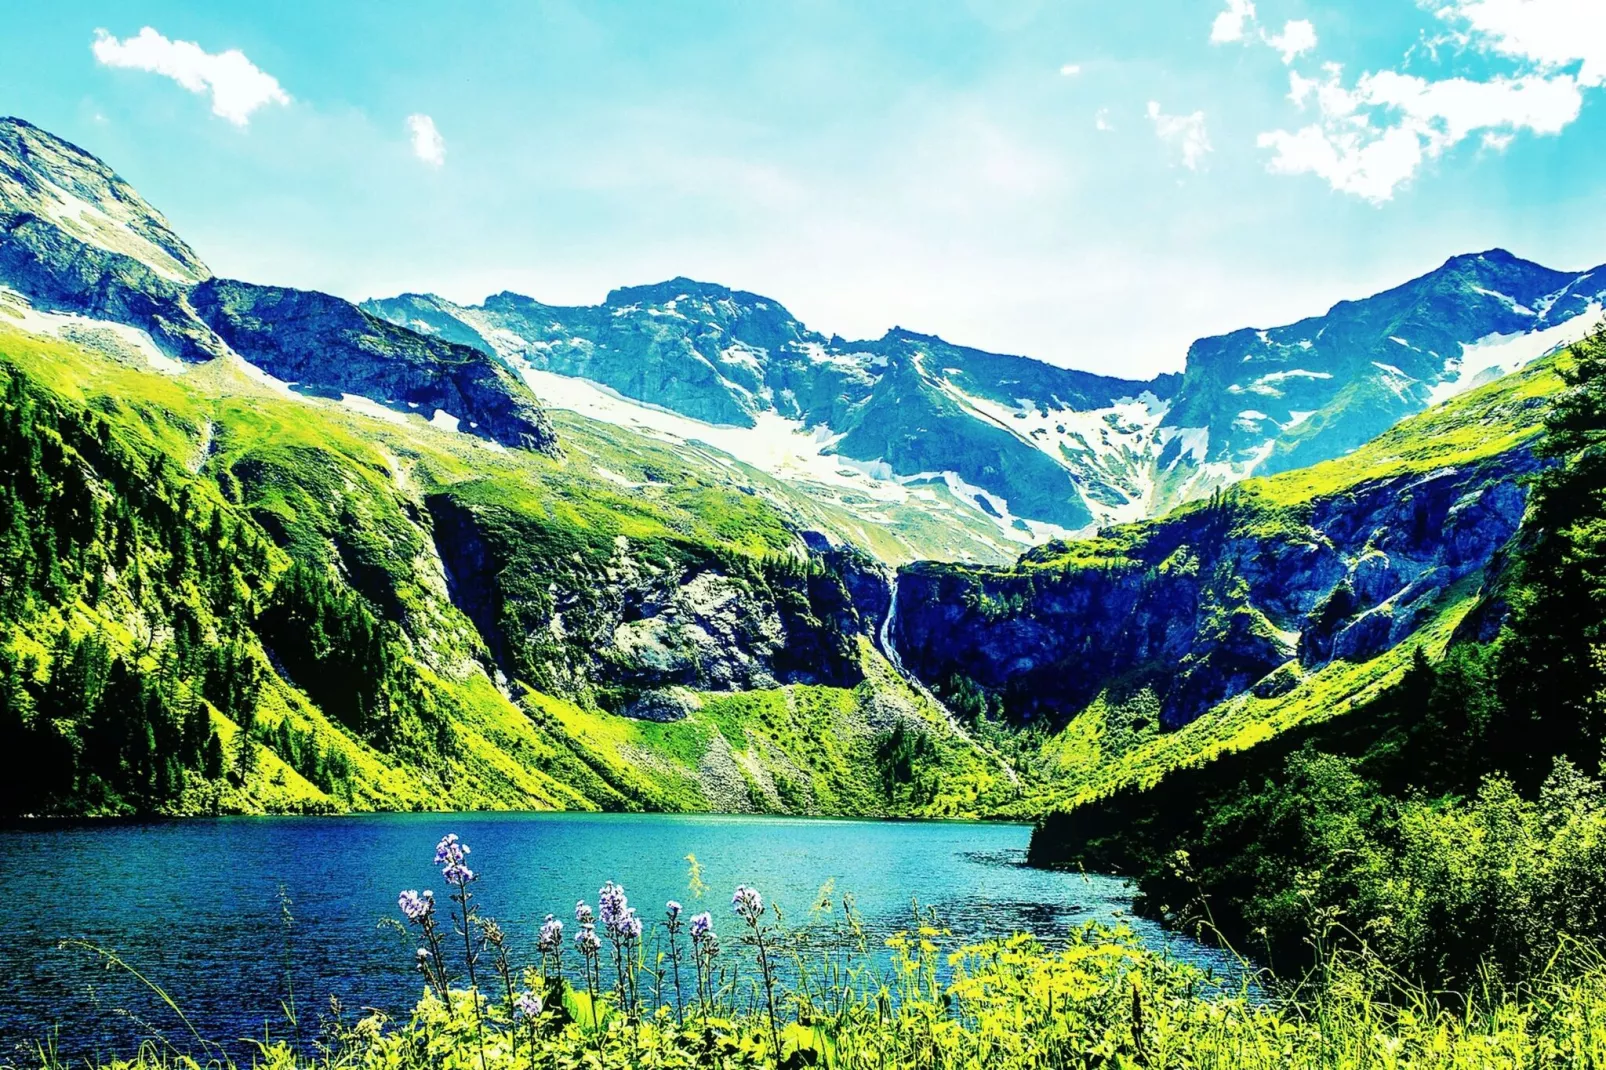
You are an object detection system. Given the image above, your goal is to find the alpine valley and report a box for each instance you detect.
[1,112,1603,838]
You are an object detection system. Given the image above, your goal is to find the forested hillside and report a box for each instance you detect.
[1029,326,1606,985]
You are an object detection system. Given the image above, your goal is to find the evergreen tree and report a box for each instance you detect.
[1497,327,1606,785]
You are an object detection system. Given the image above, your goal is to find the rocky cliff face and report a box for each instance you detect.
[0,117,558,455]
[0,118,207,283]
[190,280,557,453]
[427,490,891,712]
[891,438,1540,730]
[0,118,226,361]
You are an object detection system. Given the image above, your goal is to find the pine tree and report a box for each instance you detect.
[1497,326,1606,785]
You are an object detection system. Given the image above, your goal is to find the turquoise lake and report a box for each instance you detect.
[0,812,1238,1057]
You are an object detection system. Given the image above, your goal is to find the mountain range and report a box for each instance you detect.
[365,251,1605,543]
[0,112,1598,824]
[5,114,1602,558]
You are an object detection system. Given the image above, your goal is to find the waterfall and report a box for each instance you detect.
[876,568,1021,785]
[878,571,909,679]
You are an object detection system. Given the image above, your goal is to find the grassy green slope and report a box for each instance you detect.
[529,642,1017,818]
[1025,330,1606,987]
[0,321,1011,817]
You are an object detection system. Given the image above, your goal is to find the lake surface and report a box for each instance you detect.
[0,812,1237,1058]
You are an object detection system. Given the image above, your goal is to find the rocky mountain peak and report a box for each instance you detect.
[0,118,559,455]
[0,117,209,284]
[600,277,813,344]
[606,276,764,308]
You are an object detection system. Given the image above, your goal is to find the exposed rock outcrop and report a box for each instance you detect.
[892,448,1541,729]
[191,280,558,453]
[425,493,892,706]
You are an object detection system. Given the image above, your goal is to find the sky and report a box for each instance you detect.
[1,0,1603,379]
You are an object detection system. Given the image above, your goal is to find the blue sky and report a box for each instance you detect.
[1,0,1602,378]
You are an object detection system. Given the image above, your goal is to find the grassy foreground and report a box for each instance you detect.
[34,928,1606,1069]
[25,832,1606,1070]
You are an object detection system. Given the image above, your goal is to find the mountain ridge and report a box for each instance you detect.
[366,248,1604,539]
[0,116,560,455]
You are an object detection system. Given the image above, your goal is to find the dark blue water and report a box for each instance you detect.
[0,813,1236,1059]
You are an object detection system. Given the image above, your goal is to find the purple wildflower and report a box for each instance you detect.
[415,948,431,971]
[690,911,714,940]
[536,914,564,955]
[666,900,683,920]
[434,834,475,885]
[398,889,435,923]
[732,884,764,924]
[514,991,543,1019]
[575,923,602,956]
[598,881,629,928]
[620,909,643,942]
[575,900,594,926]
[434,833,469,866]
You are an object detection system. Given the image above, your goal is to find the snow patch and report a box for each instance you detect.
[233,357,297,397]
[510,365,1057,548]
[1161,426,1210,467]
[340,394,409,425]
[35,186,201,284]
[593,466,643,488]
[1471,287,1537,317]
[1426,304,1604,406]
[931,378,1171,525]
[719,343,766,372]
[0,290,184,373]
[515,366,905,499]
[1370,362,1419,402]
[1247,368,1334,398]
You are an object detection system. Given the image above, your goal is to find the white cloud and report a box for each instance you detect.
[407,114,446,166]
[1094,107,1113,131]
[1288,69,1317,106]
[1210,3,1316,65]
[1264,19,1317,64]
[1260,66,1582,200]
[91,27,289,125]
[1210,0,1257,43]
[1147,102,1212,170]
[1441,0,1606,88]
[1257,0,1604,201]
[1060,63,1082,76]
[1258,116,1426,202]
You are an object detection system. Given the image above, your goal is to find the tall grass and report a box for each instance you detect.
[26,832,1606,1069]
[32,928,1606,1070]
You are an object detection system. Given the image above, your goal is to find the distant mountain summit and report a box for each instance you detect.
[365,282,1176,532]
[1166,248,1606,486]
[367,249,1605,532]
[0,117,558,453]
[0,117,207,284]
